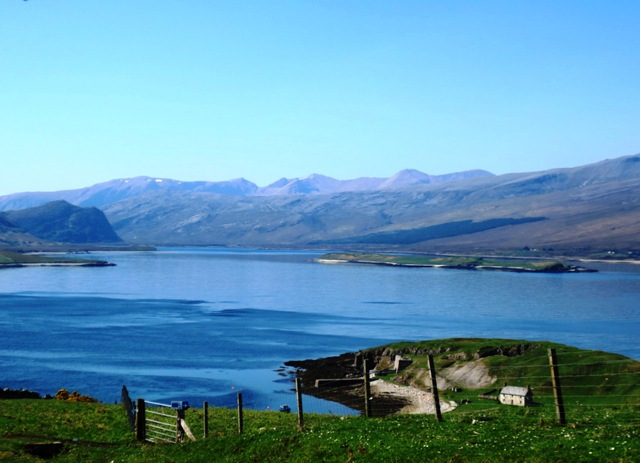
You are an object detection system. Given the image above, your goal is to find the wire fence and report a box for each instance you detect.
[126,348,639,443]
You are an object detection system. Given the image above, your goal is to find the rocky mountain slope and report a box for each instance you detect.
[102,154,640,252]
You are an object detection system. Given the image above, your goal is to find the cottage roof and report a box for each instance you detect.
[500,386,531,396]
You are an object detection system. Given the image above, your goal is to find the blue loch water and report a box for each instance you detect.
[0,248,638,412]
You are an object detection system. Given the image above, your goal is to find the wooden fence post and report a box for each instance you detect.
[428,355,443,422]
[548,348,566,425]
[121,385,135,432]
[135,398,146,441]
[295,377,304,431]
[203,401,209,438]
[363,358,372,417]
[237,392,244,434]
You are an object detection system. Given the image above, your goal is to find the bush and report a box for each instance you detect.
[54,388,98,403]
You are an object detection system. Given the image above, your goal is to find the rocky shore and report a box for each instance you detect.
[0,388,42,399]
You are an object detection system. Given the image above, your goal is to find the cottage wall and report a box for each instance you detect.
[499,393,525,406]
[498,385,533,406]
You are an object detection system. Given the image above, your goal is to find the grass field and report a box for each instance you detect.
[0,398,637,462]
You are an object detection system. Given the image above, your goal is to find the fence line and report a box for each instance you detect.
[125,353,639,444]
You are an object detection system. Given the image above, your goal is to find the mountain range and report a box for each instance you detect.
[0,156,639,254]
[0,169,492,210]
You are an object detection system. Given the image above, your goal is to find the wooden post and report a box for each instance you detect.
[203,401,209,438]
[295,377,304,431]
[176,409,186,442]
[237,392,244,434]
[548,348,566,425]
[363,359,372,417]
[428,355,443,422]
[135,398,146,442]
[121,385,135,432]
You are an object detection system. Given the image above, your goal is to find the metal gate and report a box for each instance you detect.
[144,401,177,443]
[136,399,195,443]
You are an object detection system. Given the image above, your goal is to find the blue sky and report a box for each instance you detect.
[1,1,639,195]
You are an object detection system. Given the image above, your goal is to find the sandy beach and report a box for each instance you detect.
[370,379,457,415]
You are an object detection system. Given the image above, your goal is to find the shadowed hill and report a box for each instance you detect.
[1,200,122,244]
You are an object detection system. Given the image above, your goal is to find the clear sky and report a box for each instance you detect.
[1,1,639,195]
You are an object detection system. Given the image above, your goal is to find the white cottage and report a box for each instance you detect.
[499,385,533,406]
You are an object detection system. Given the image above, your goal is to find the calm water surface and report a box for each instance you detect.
[0,248,638,412]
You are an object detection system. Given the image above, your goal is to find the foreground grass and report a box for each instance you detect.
[1,399,638,462]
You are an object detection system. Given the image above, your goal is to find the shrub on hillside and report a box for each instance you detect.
[54,388,98,403]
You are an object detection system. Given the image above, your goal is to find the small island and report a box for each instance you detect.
[315,252,595,273]
[0,250,115,268]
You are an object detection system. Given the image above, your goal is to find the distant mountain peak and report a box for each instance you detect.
[396,168,430,177]
[383,169,432,187]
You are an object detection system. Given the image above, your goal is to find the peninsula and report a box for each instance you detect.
[286,338,638,417]
[315,252,595,273]
[0,250,115,268]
